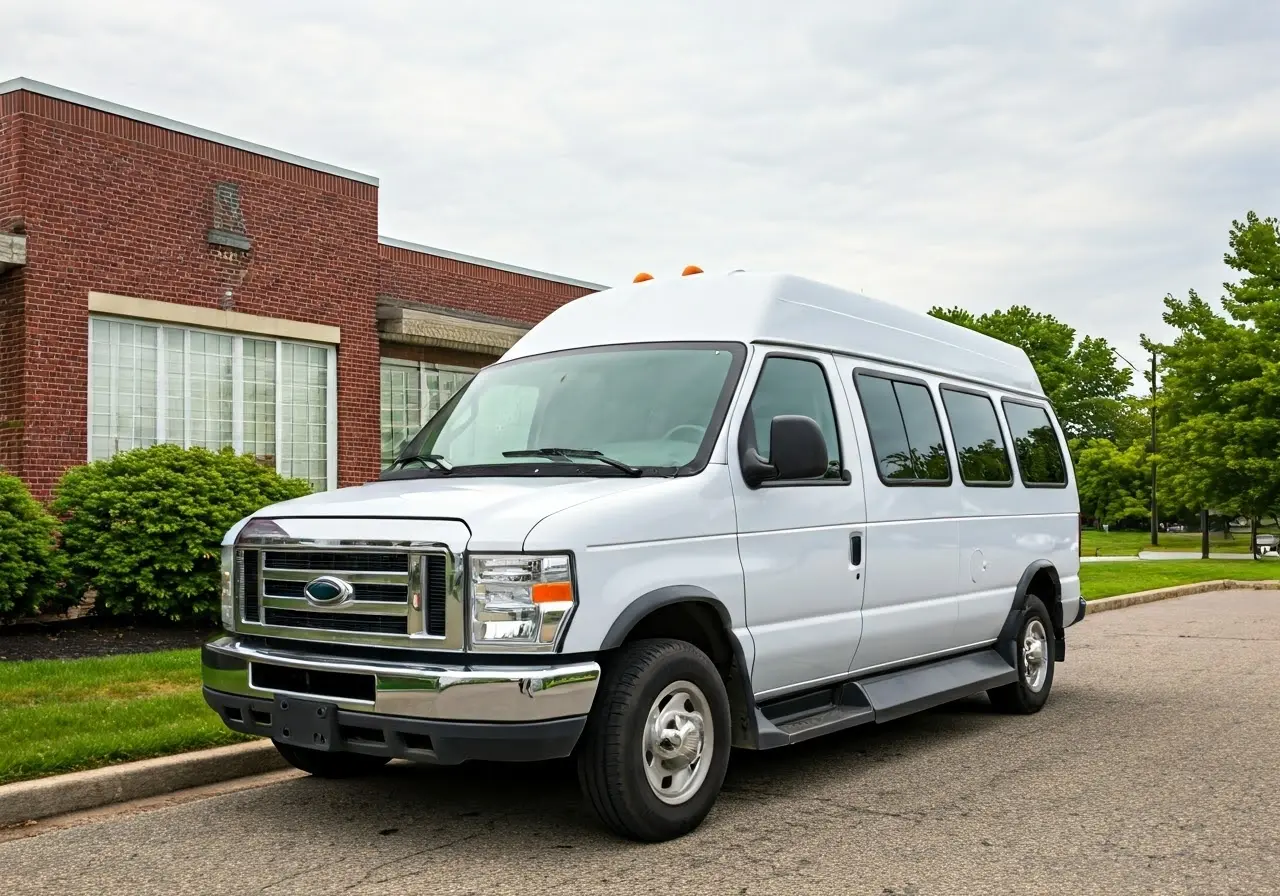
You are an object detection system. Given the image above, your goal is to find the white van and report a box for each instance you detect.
[204,270,1085,842]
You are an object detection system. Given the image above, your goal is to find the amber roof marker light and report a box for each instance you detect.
[682,265,704,276]
[633,272,654,283]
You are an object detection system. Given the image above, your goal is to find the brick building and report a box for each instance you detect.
[0,78,603,500]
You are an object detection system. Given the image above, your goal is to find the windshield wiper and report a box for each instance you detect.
[502,448,643,477]
[388,453,453,473]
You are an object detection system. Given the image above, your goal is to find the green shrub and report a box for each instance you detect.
[53,446,312,623]
[0,470,68,620]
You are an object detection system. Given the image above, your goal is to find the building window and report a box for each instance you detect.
[380,359,477,467]
[89,316,336,492]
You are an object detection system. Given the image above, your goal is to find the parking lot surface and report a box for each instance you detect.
[3,589,1278,895]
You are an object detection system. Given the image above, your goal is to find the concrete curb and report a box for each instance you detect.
[1085,579,1280,615]
[0,740,285,828]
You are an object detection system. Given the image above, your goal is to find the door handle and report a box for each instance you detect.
[850,533,863,566]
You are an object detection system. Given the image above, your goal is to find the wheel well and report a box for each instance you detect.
[618,600,753,747]
[1027,567,1064,638]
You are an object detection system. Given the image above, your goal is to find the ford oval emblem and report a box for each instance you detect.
[304,575,354,606]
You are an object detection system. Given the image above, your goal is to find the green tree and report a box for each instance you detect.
[928,305,1134,442]
[1151,212,1280,528]
[1073,438,1152,527]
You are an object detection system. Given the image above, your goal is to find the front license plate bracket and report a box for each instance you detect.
[272,696,339,751]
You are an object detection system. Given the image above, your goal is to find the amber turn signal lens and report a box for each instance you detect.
[681,265,703,276]
[633,272,654,283]
[531,581,573,604]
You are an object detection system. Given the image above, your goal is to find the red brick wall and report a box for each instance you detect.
[0,271,23,475]
[3,89,383,499]
[378,243,596,325]
[0,109,26,476]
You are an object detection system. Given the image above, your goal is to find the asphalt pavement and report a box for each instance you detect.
[3,590,1278,895]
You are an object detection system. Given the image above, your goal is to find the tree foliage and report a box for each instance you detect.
[1073,439,1151,527]
[0,470,69,620]
[928,305,1134,442]
[1151,212,1280,523]
[52,445,312,623]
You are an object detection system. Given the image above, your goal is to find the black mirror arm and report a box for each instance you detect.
[741,447,778,488]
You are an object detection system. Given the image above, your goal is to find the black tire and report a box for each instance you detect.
[988,594,1056,714]
[577,638,732,842]
[273,741,391,778]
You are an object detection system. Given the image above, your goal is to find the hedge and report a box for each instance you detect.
[0,470,68,620]
[52,445,312,623]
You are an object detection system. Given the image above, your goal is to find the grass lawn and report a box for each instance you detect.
[0,648,248,787]
[1079,559,1280,599]
[1080,529,1275,556]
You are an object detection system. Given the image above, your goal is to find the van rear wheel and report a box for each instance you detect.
[577,638,732,842]
[988,594,1056,714]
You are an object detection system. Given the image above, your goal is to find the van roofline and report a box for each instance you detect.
[752,339,1049,402]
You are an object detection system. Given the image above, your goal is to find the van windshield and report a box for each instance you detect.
[385,342,745,477]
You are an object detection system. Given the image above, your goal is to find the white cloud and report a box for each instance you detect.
[6,0,1280,373]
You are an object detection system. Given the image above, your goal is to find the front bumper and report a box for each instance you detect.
[201,635,600,763]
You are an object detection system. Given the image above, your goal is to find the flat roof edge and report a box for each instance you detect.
[0,77,379,187]
[378,236,607,291]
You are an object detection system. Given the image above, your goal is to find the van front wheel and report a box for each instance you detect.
[577,638,732,842]
[988,594,1056,714]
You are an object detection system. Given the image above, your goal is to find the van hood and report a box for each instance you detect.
[235,475,665,550]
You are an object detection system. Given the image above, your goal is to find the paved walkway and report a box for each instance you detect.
[3,590,1279,894]
[1081,550,1274,562]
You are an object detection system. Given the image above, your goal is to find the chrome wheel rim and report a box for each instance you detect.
[643,680,713,806]
[1023,618,1049,692]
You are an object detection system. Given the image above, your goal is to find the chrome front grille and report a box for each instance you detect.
[235,546,456,648]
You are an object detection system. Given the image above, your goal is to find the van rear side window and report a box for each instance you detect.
[940,387,1013,486]
[1001,400,1068,486]
[854,372,950,485]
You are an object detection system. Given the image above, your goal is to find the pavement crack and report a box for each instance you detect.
[343,832,483,892]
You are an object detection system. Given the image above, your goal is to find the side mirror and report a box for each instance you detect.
[741,414,830,487]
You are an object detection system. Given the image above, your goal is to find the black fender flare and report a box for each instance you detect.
[598,585,760,748]
[996,561,1063,666]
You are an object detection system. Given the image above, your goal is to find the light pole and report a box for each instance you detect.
[1113,347,1159,547]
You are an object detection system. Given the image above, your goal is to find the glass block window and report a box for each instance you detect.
[88,316,335,491]
[242,338,277,466]
[380,360,477,467]
[280,343,331,491]
[89,318,159,460]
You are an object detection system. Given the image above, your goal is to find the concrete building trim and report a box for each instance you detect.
[88,292,342,345]
[377,303,529,355]
[378,236,606,293]
[0,232,24,272]
[0,77,377,196]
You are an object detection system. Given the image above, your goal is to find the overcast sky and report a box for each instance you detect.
[8,0,1280,378]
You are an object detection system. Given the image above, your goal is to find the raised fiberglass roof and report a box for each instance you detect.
[501,271,1045,397]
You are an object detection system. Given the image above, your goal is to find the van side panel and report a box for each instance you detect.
[948,392,1081,646]
[833,358,962,674]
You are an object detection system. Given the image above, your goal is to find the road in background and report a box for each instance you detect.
[3,590,1278,895]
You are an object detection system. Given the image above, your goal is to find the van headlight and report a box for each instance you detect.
[468,554,575,651]
[220,545,236,630]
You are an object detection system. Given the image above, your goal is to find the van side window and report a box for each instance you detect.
[747,356,842,476]
[854,372,950,483]
[940,387,1013,486]
[1002,400,1068,486]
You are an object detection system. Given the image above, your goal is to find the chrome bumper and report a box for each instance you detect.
[201,635,601,723]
